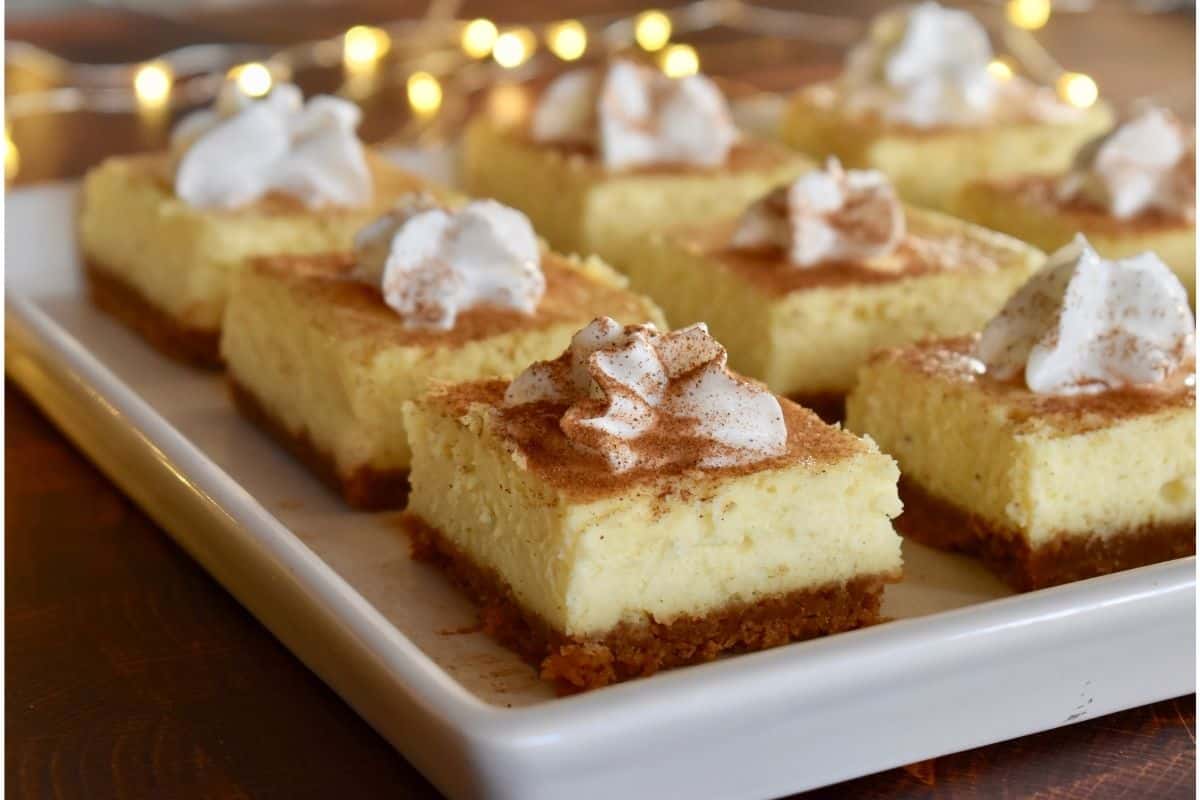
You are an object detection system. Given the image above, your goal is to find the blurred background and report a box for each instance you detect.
[5,0,1195,187]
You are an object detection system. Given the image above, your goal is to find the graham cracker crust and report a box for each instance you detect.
[403,514,895,692]
[789,392,845,425]
[897,477,1196,591]
[84,258,222,369]
[229,377,410,510]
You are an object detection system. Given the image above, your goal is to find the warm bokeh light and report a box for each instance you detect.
[407,71,443,116]
[1007,0,1052,31]
[5,128,19,182]
[486,84,531,127]
[660,43,699,78]
[1057,71,1098,108]
[493,28,536,69]
[229,62,273,98]
[462,18,499,59]
[635,10,672,52]
[133,61,173,107]
[343,25,391,71]
[547,20,587,62]
[987,59,1014,81]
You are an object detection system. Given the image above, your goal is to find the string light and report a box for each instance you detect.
[635,10,673,52]
[407,71,443,116]
[343,25,391,71]
[987,59,1014,81]
[229,63,273,98]
[1007,0,1052,31]
[493,28,536,69]
[1057,71,1098,108]
[5,127,19,182]
[486,84,531,127]
[462,18,499,59]
[133,61,173,107]
[546,20,588,61]
[660,43,699,77]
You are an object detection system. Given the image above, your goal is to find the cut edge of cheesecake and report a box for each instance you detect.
[403,513,899,693]
[85,258,223,369]
[896,476,1196,591]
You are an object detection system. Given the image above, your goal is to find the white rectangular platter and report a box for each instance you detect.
[6,179,1196,800]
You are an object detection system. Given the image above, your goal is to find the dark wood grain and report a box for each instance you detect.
[6,3,1196,799]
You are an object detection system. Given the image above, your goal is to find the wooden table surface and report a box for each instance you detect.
[6,3,1196,798]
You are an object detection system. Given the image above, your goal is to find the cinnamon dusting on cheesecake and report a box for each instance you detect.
[989,175,1194,234]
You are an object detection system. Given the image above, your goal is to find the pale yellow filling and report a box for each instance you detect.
[846,356,1196,547]
[781,85,1113,212]
[404,397,904,637]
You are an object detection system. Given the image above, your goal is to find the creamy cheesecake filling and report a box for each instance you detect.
[847,337,1196,548]
[404,380,902,637]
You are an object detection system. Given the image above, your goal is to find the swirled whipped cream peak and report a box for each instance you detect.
[1057,107,1196,221]
[975,235,1195,395]
[504,318,787,472]
[730,158,906,268]
[530,59,738,171]
[352,194,545,331]
[841,2,1073,128]
[170,81,371,209]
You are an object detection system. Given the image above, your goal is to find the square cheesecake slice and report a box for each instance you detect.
[847,337,1195,590]
[623,203,1043,417]
[402,320,903,691]
[954,177,1195,301]
[222,252,664,509]
[782,86,1112,213]
[80,151,432,368]
[461,65,810,271]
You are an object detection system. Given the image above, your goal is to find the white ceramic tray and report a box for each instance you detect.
[6,179,1196,800]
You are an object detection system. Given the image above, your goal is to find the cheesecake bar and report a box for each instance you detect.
[79,83,428,367]
[223,244,663,509]
[462,60,810,269]
[403,319,903,690]
[622,164,1044,417]
[952,108,1196,300]
[781,3,1112,211]
[847,239,1196,590]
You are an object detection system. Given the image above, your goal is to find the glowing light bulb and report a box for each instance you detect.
[462,18,499,59]
[133,61,173,107]
[1057,71,1097,109]
[660,44,699,78]
[343,25,390,71]
[229,62,273,98]
[1007,0,1052,31]
[493,29,535,69]
[407,71,443,116]
[486,84,530,127]
[5,128,18,182]
[635,10,672,52]
[547,20,587,62]
[987,59,1014,81]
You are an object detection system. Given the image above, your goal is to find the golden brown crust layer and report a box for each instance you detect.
[248,252,651,351]
[229,376,409,510]
[872,336,1196,435]
[675,214,1011,296]
[425,379,864,501]
[84,259,223,369]
[986,174,1194,235]
[896,477,1196,591]
[403,514,895,692]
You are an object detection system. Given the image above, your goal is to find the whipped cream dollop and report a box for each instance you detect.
[530,59,738,171]
[975,235,1195,395]
[170,82,371,209]
[1057,107,1196,221]
[840,2,1073,128]
[353,195,545,330]
[504,318,787,472]
[730,158,906,267]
